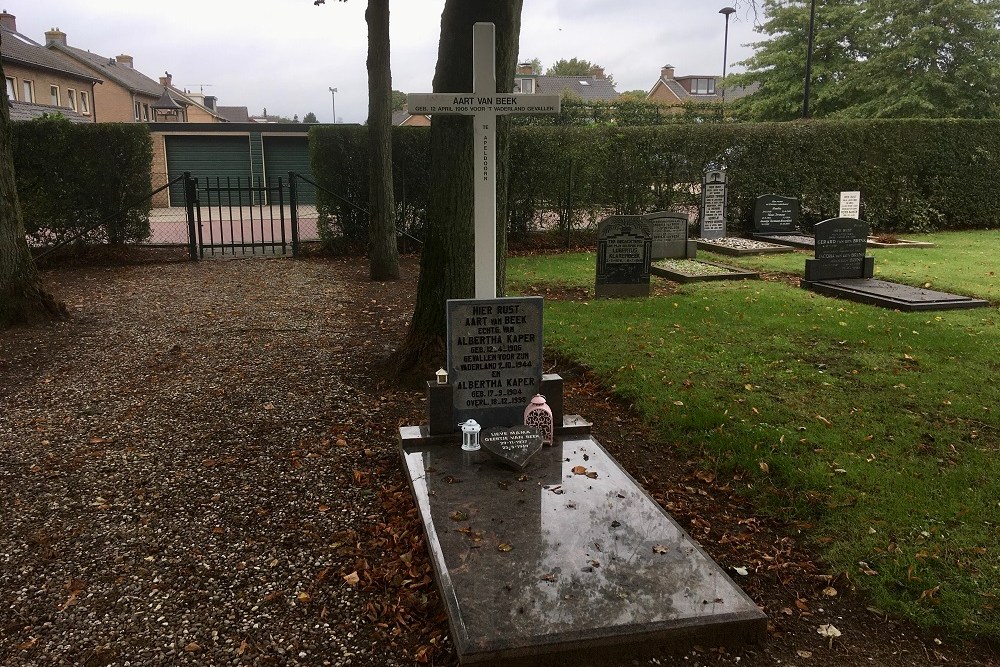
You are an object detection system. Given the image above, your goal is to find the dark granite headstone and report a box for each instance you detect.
[699,169,728,240]
[753,195,799,235]
[447,297,544,429]
[645,211,696,260]
[481,426,543,470]
[595,216,652,298]
[805,218,874,281]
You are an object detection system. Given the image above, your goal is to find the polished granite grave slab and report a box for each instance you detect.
[400,434,766,665]
[751,232,816,249]
[802,277,989,311]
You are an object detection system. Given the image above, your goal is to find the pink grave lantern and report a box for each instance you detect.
[524,394,554,445]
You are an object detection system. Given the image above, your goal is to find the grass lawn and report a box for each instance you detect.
[507,232,1000,639]
[701,230,1000,303]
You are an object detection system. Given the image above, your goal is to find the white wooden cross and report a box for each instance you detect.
[408,23,561,299]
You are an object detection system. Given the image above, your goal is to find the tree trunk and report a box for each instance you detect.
[366,0,400,280]
[0,57,65,327]
[396,0,523,372]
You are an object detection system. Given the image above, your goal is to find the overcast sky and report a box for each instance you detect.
[8,1,762,123]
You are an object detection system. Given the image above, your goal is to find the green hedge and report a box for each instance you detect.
[310,119,1000,241]
[12,117,153,245]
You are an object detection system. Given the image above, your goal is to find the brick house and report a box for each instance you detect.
[46,27,226,124]
[1,11,99,121]
[515,63,620,101]
[646,64,754,108]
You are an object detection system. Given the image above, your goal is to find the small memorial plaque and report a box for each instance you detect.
[839,191,861,219]
[753,195,799,235]
[447,297,544,429]
[805,218,874,281]
[700,170,728,240]
[595,216,652,298]
[645,211,694,259]
[480,426,543,470]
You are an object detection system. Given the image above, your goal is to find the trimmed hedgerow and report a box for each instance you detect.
[309,119,1000,242]
[12,116,153,245]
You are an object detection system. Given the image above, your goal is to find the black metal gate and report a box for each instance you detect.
[182,172,302,258]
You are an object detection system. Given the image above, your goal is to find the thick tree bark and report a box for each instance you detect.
[0,55,65,327]
[397,0,523,372]
[366,0,400,280]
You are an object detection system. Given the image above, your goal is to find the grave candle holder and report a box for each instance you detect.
[436,368,449,385]
[524,394,554,445]
[460,419,481,451]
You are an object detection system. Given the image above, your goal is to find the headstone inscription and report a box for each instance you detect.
[839,191,861,219]
[480,426,543,470]
[753,195,800,235]
[407,23,561,299]
[595,216,652,298]
[804,218,874,282]
[447,296,544,429]
[699,169,728,240]
[645,211,696,260]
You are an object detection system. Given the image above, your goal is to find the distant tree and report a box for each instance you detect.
[619,89,648,100]
[0,57,65,326]
[730,0,1000,120]
[390,90,407,112]
[293,114,300,122]
[546,57,615,86]
[303,112,318,123]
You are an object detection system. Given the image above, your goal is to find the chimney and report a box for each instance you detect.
[45,27,67,46]
[116,54,134,68]
[159,71,172,87]
[590,66,605,80]
[661,64,675,80]
[204,95,216,110]
[0,11,16,32]
[517,62,534,75]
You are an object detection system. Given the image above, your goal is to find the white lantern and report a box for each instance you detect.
[459,419,481,451]
[436,368,449,384]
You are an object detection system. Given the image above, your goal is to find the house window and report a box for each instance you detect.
[134,101,141,121]
[67,89,77,111]
[5,77,15,101]
[691,78,716,95]
[22,80,34,103]
[80,91,89,114]
[50,85,60,106]
[513,77,534,94]
[143,104,150,121]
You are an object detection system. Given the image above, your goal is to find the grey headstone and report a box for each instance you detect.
[595,216,652,298]
[805,218,874,281]
[447,297,544,429]
[699,169,728,240]
[480,426,543,471]
[645,211,696,260]
[753,195,799,234]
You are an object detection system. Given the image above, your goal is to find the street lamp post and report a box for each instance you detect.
[719,7,736,106]
[329,86,338,124]
[802,0,817,118]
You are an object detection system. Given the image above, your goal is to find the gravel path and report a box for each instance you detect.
[0,258,420,666]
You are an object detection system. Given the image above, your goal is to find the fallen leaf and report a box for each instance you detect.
[297,591,311,603]
[17,637,38,651]
[498,543,513,552]
[733,566,749,576]
[571,465,588,475]
[822,586,838,597]
[450,510,469,522]
[758,461,769,474]
[184,641,201,653]
[797,650,813,659]
[858,561,879,576]
[318,505,331,513]
[652,544,669,554]
[343,571,360,586]
[815,414,832,427]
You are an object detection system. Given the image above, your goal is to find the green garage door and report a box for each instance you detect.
[263,136,315,204]
[166,135,252,206]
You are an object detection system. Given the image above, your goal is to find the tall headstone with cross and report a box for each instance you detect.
[408,23,561,299]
